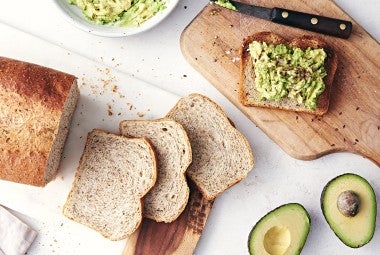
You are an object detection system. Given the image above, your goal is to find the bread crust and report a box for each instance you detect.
[239,32,338,115]
[0,57,77,186]
[0,57,76,110]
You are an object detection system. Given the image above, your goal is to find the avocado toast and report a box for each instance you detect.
[240,32,338,115]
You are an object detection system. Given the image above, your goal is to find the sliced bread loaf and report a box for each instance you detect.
[0,57,79,186]
[119,118,192,223]
[63,129,157,240]
[240,32,338,115]
[166,94,254,200]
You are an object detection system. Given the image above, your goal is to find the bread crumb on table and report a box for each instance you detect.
[107,103,113,116]
[127,103,134,111]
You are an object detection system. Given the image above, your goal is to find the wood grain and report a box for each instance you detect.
[123,181,213,255]
[180,0,380,165]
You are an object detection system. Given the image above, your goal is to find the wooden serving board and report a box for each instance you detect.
[181,0,380,166]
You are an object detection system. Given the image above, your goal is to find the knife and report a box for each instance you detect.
[210,0,352,38]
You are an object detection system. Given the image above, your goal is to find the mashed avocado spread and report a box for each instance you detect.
[68,0,167,27]
[213,0,237,11]
[249,41,327,109]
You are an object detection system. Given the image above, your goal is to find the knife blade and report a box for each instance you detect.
[210,0,352,39]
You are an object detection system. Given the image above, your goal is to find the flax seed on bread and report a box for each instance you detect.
[166,94,254,200]
[119,118,192,223]
[240,32,338,115]
[63,129,157,240]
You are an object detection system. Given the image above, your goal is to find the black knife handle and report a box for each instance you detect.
[271,8,352,39]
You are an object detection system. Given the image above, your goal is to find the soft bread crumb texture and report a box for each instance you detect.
[120,118,192,223]
[167,94,254,200]
[45,81,80,182]
[63,129,157,240]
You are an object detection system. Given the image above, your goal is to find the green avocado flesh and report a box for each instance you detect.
[248,203,310,255]
[321,173,377,248]
[249,41,327,110]
[68,0,167,27]
[213,0,237,11]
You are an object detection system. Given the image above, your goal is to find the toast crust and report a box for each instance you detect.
[239,32,338,115]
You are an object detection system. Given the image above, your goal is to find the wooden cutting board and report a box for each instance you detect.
[181,0,380,166]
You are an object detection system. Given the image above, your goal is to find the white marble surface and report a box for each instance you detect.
[0,1,379,254]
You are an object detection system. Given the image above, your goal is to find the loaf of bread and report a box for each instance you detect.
[63,129,157,240]
[167,94,254,200]
[120,118,192,223]
[240,32,338,115]
[0,57,79,186]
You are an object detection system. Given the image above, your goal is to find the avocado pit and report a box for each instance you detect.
[337,190,360,217]
[263,226,291,255]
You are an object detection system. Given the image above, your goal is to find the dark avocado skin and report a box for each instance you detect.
[247,203,311,255]
[320,173,377,248]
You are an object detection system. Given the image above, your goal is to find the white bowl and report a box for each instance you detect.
[53,0,179,37]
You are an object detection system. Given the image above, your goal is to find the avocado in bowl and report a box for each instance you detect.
[53,0,179,37]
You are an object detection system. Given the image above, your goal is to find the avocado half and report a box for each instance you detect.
[321,173,377,248]
[248,203,310,255]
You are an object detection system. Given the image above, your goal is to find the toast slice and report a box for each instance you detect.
[119,118,192,223]
[240,32,338,115]
[63,129,157,240]
[166,94,254,200]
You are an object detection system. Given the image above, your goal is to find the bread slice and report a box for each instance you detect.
[119,118,192,223]
[166,94,254,200]
[0,57,79,186]
[63,129,157,240]
[240,32,338,115]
